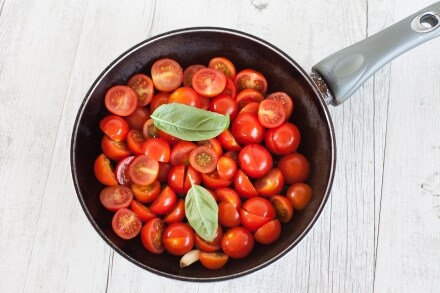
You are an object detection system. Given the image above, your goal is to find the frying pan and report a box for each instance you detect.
[70,2,440,281]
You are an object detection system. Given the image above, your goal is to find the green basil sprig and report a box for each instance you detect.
[185,184,218,242]
[150,103,230,141]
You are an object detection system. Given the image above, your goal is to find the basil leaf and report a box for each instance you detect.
[185,184,218,242]
[151,103,230,141]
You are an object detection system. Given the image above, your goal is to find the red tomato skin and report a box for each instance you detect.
[149,186,177,215]
[141,218,165,254]
[131,180,161,203]
[208,94,238,121]
[233,169,258,198]
[125,107,150,131]
[100,115,129,142]
[183,64,205,88]
[201,170,232,189]
[218,201,241,228]
[169,141,197,166]
[168,165,201,194]
[265,122,301,155]
[101,135,131,161]
[141,137,171,162]
[221,77,237,98]
[266,91,294,120]
[94,153,118,186]
[231,112,265,145]
[168,86,201,108]
[194,226,223,253]
[240,197,276,232]
[221,227,254,259]
[111,208,142,240]
[254,168,285,197]
[277,153,310,184]
[197,138,223,158]
[214,188,241,209]
[150,92,170,113]
[286,182,314,211]
[199,252,229,270]
[254,219,281,245]
[216,155,238,181]
[130,200,156,222]
[163,223,195,256]
[208,57,236,79]
[238,144,273,179]
[235,88,264,110]
[126,129,145,155]
[163,198,185,224]
[115,156,135,185]
[217,130,241,152]
[157,162,172,184]
[270,195,294,223]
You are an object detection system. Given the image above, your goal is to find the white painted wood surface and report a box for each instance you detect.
[1,0,439,292]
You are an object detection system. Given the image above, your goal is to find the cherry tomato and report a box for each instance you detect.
[224,151,239,163]
[199,252,229,270]
[218,201,240,228]
[254,219,281,245]
[208,94,238,120]
[151,58,183,92]
[131,180,161,203]
[216,156,237,181]
[235,69,268,94]
[183,64,205,88]
[101,135,131,161]
[217,129,241,152]
[164,198,185,224]
[94,153,118,186]
[238,144,273,179]
[168,86,201,108]
[104,85,138,116]
[277,153,310,184]
[157,162,172,183]
[197,138,223,158]
[235,89,264,110]
[168,165,201,194]
[125,107,150,131]
[208,57,236,79]
[150,92,170,113]
[214,188,241,209]
[239,101,260,115]
[195,226,223,253]
[231,112,265,145]
[189,146,219,173]
[192,68,226,97]
[142,119,159,139]
[254,168,284,197]
[115,155,135,185]
[128,155,159,185]
[112,208,142,240]
[149,186,177,215]
[158,129,182,146]
[258,99,286,128]
[100,185,133,212]
[127,74,155,106]
[130,200,156,222]
[234,169,258,198]
[266,91,293,120]
[163,223,195,256]
[141,218,165,254]
[286,183,313,210]
[270,195,293,223]
[169,141,197,166]
[265,122,301,155]
[240,197,275,232]
[221,227,254,259]
[201,170,232,189]
[221,77,237,98]
[126,129,145,155]
[199,96,210,110]
[141,137,171,162]
[100,115,129,142]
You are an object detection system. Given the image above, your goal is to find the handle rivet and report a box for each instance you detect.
[411,11,440,33]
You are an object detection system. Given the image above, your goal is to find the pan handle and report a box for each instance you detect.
[312,2,440,105]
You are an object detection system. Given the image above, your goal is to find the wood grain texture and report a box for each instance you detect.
[0,0,439,292]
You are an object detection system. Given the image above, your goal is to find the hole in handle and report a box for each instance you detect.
[411,11,440,33]
[420,13,439,28]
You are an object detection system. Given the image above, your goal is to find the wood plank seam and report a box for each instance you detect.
[105,251,114,293]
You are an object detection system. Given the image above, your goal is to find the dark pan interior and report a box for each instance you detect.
[71,28,335,281]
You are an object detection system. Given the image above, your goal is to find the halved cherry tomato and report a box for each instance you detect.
[192,68,226,97]
[104,85,138,116]
[100,185,133,212]
[265,122,301,155]
[101,135,131,161]
[201,170,232,189]
[126,129,145,155]
[217,129,241,152]
[131,180,161,203]
[149,186,177,215]
[258,99,286,128]
[270,195,293,223]
[266,92,294,120]
[168,86,201,108]
[199,96,210,110]
[238,144,273,179]
[214,188,241,209]
[141,137,170,162]
[199,252,229,270]
[254,219,281,245]
[234,69,267,94]
[234,169,258,198]
[218,201,240,228]
[197,138,223,158]
[254,168,284,197]
[151,58,183,92]
[208,94,238,120]
[231,112,265,145]
[221,77,237,98]
[141,218,165,254]
[142,119,159,139]
[94,153,118,186]
[130,200,156,222]
[100,115,129,142]
[112,208,142,240]
[183,64,206,87]
[277,153,310,184]
[240,197,275,232]
[216,156,237,181]
[286,182,313,210]
[168,165,201,194]
[221,227,254,259]
[150,92,170,113]
[169,141,197,166]
[224,151,239,163]
[164,198,185,224]
[115,155,135,185]
[208,57,236,79]
[157,162,172,183]
[125,107,150,131]
[163,223,195,256]
[127,74,155,106]
[128,155,159,185]
[235,89,264,110]
[195,226,223,252]
[189,146,218,174]
[239,101,260,115]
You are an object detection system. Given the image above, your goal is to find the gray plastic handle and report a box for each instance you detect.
[312,2,440,105]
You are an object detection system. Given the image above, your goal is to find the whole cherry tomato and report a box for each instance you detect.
[238,144,273,179]
[221,227,254,259]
